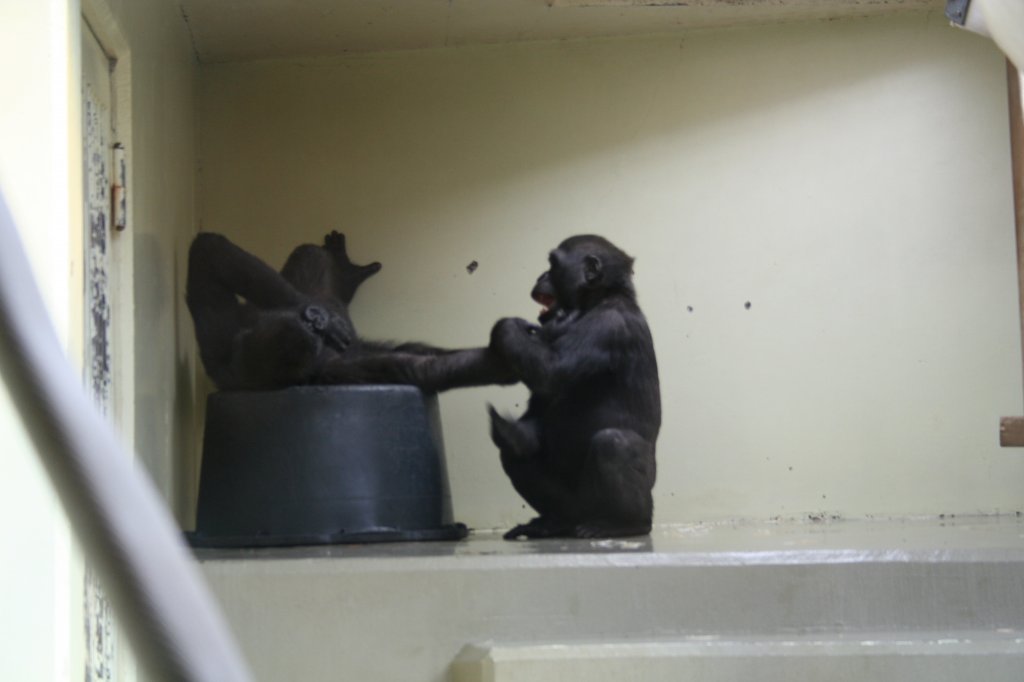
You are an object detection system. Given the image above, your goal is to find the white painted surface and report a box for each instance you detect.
[198,14,1022,531]
[976,0,1024,70]
[0,1,78,680]
[0,0,199,679]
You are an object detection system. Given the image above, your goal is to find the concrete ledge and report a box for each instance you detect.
[452,635,1024,682]
[195,516,1024,681]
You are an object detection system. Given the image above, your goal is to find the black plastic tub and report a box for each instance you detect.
[186,385,467,547]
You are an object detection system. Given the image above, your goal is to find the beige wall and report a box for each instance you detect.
[199,13,1023,530]
[86,0,201,522]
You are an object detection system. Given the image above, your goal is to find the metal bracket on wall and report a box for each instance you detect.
[945,0,972,25]
[112,142,126,232]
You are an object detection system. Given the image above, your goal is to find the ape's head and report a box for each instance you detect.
[532,235,635,319]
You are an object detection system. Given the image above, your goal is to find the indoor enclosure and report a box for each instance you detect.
[3,0,1024,680]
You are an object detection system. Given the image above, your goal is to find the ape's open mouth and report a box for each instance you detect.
[533,292,556,317]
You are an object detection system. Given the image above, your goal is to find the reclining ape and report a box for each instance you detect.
[186,231,512,391]
[488,235,661,540]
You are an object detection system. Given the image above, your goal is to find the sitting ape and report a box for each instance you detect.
[186,231,512,391]
[488,235,661,540]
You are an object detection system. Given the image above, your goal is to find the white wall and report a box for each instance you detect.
[199,13,1023,530]
[0,0,198,679]
[0,1,80,679]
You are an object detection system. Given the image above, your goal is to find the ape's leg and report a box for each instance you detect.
[229,309,324,389]
[277,245,358,353]
[185,284,248,389]
[280,244,338,300]
[188,232,308,310]
[279,231,381,305]
[491,410,587,540]
[390,342,450,356]
[402,348,517,390]
[321,230,381,304]
[499,455,574,539]
[488,406,540,460]
[186,233,297,388]
[504,429,655,540]
[317,347,515,391]
[280,238,381,304]
[573,428,656,538]
[188,233,358,388]
[355,339,453,356]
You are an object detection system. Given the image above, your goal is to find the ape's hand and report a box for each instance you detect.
[302,304,353,352]
[489,317,539,355]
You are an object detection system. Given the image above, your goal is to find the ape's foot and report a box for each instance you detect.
[323,230,382,290]
[488,405,524,458]
[503,517,571,540]
[323,230,347,258]
[504,517,652,540]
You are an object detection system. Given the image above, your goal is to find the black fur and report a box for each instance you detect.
[488,235,661,540]
[186,231,513,392]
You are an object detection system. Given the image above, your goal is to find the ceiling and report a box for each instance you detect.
[179,0,944,63]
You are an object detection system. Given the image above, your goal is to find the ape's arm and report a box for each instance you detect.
[490,308,624,394]
[186,232,356,389]
[489,317,554,392]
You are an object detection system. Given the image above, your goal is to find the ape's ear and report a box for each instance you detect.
[583,254,603,285]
